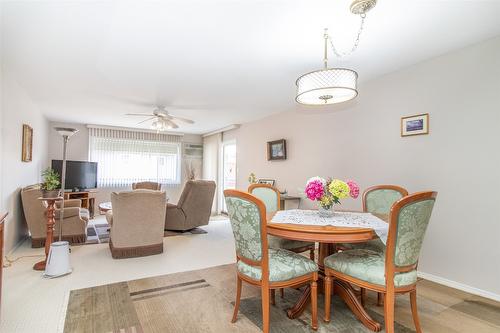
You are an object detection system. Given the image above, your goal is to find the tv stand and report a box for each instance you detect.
[63,190,97,219]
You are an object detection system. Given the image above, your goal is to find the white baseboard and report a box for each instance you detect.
[418,271,500,302]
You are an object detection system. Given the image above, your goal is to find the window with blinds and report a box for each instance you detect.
[88,127,182,187]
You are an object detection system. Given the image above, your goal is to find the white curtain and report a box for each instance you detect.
[203,133,222,214]
[88,127,182,188]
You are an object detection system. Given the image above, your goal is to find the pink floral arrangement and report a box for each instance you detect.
[305,179,325,201]
[305,177,360,210]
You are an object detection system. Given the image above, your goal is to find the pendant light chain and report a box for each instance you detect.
[327,14,366,59]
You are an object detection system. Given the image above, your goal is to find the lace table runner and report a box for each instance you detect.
[270,209,388,245]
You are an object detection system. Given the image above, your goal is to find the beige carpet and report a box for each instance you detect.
[64,264,416,333]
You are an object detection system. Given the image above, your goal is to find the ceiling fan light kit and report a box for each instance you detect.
[295,0,376,106]
[126,105,194,132]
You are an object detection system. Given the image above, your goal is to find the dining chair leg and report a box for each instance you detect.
[324,274,332,322]
[270,289,276,305]
[311,278,318,330]
[384,291,395,333]
[410,289,423,333]
[261,286,271,333]
[280,288,284,298]
[231,275,242,323]
[360,288,366,307]
[377,292,383,306]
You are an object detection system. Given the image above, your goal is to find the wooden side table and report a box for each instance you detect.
[34,197,62,271]
[279,194,301,210]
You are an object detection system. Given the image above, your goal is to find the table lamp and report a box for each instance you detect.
[45,127,78,278]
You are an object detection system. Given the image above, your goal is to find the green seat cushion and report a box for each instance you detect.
[324,249,417,287]
[337,238,385,253]
[268,235,314,251]
[237,248,318,282]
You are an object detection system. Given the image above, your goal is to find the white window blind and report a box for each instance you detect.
[88,127,182,187]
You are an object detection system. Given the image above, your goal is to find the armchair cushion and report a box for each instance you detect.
[237,248,318,282]
[268,235,314,251]
[324,249,417,287]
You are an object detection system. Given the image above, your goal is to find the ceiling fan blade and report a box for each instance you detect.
[126,113,155,116]
[164,119,179,129]
[169,115,195,124]
[137,116,157,125]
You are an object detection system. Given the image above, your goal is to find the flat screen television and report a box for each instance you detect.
[51,160,98,191]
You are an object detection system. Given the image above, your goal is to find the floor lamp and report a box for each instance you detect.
[44,127,78,278]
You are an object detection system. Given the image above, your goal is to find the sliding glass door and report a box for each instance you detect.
[220,140,236,213]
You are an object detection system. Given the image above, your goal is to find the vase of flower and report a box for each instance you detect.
[318,203,334,218]
[304,177,360,217]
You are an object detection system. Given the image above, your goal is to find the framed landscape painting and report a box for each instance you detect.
[401,113,429,137]
[22,124,33,162]
[267,139,287,161]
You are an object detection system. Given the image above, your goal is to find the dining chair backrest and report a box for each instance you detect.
[224,189,269,266]
[386,191,437,271]
[248,184,280,213]
[363,185,409,215]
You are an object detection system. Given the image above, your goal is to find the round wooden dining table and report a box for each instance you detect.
[266,212,388,332]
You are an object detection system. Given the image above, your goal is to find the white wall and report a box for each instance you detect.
[226,37,500,298]
[47,122,203,205]
[1,69,49,252]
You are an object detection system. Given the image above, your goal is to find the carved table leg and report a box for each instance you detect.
[34,199,57,271]
[285,242,382,331]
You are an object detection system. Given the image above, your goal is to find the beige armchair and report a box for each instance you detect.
[108,189,167,259]
[21,185,89,248]
[165,180,216,231]
[132,182,161,191]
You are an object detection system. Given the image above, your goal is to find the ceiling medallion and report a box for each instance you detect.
[295,0,377,106]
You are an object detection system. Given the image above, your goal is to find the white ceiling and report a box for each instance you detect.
[2,0,500,134]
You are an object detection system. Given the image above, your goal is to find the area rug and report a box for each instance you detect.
[64,264,415,333]
[85,223,110,244]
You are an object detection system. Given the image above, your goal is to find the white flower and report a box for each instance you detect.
[306,176,326,186]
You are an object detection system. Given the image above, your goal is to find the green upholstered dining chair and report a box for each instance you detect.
[224,189,319,333]
[324,191,437,333]
[248,184,316,301]
[339,185,408,253]
[248,184,315,258]
[337,185,408,306]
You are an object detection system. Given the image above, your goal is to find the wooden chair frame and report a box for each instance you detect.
[361,184,409,306]
[362,184,409,213]
[248,184,316,301]
[224,189,319,333]
[324,191,437,333]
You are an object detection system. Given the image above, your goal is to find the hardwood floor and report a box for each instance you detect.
[64,265,500,333]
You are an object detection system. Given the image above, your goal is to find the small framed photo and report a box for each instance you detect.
[258,179,275,186]
[22,124,33,162]
[267,139,287,161]
[401,113,429,137]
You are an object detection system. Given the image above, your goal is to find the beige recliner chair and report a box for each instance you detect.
[107,190,167,259]
[165,180,216,231]
[132,182,162,191]
[21,185,89,248]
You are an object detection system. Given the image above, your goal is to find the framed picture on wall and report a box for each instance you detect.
[267,139,287,160]
[258,179,275,186]
[22,124,33,162]
[401,113,429,137]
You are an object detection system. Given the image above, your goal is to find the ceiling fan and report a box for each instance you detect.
[126,105,195,131]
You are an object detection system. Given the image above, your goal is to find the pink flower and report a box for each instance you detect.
[305,180,325,201]
[346,180,360,199]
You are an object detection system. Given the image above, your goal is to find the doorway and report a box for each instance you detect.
[219,140,236,213]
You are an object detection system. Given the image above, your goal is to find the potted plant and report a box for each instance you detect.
[41,168,61,198]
